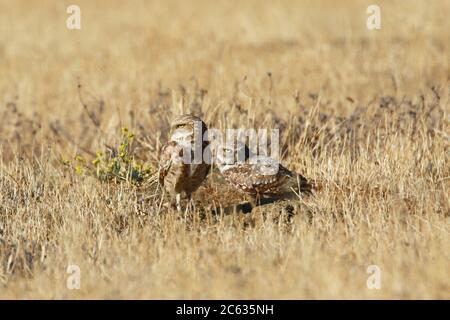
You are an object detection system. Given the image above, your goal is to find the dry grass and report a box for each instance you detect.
[0,0,449,299]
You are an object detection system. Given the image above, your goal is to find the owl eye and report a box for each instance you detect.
[175,123,185,129]
[223,148,233,153]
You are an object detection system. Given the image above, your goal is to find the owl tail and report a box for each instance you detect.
[286,173,314,196]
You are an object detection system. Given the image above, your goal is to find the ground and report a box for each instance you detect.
[0,0,449,299]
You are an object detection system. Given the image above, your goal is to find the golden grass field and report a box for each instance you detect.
[0,0,449,299]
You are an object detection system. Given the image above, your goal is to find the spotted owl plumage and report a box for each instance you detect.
[215,142,312,198]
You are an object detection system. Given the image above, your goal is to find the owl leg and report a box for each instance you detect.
[249,193,260,209]
[255,193,262,206]
[186,193,195,212]
[176,193,182,212]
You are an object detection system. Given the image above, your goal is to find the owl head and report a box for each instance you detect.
[169,114,208,146]
[214,140,252,172]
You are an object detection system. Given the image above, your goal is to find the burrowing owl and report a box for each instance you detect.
[158,114,211,211]
[215,141,312,200]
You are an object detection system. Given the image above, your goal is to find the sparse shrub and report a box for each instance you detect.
[64,127,154,184]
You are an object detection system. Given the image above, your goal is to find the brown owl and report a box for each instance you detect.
[158,114,211,211]
[215,141,312,201]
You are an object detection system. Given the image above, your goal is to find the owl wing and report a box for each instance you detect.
[222,162,311,196]
[250,163,293,194]
[221,164,257,193]
[223,165,282,194]
[158,141,182,186]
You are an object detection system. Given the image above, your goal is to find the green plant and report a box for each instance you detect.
[66,127,154,184]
